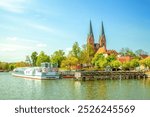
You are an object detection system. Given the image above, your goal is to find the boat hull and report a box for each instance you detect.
[12,73,60,80]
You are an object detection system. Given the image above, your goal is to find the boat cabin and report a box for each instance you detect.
[41,62,58,69]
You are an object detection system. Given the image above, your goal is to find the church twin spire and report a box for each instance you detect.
[87,20,107,52]
[87,21,118,55]
[88,21,105,37]
[87,20,107,53]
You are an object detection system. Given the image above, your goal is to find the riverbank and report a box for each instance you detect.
[0,70,9,72]
[74,71,146,81]
[1,72,150,99]
[60,70,150,79]
[0,70,8,72]
[145,71,150,78]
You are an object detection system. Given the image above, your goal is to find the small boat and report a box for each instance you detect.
[12,62,61,80]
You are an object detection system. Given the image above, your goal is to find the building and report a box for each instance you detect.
[87,21,118,56]
[117,56,133,63]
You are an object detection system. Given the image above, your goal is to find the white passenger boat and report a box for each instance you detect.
[12,62,60,80]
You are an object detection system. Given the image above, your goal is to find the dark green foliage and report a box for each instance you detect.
[31,51,38,66]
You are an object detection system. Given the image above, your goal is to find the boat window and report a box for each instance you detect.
[45,63,48,68]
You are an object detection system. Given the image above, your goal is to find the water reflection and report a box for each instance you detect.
[74,81,82,94]
[0,73,150,100]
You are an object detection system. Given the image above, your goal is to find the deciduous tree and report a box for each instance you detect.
[31,51,38,66]
[61,56,78,70]
[36,51,50,66]
[51,50,66,67]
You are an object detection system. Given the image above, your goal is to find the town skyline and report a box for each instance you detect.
[0,0,150,62]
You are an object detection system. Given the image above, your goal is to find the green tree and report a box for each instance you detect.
[36,51,50,66]
[110,60,121,71]
[79,44,95,67]
[92,53,104,67]
[135,49,148,56]
[92,53,107,69]
[130,59,139,69]
[69,42,81,59]
[119,48,136,57]
[15,61,30,67]
[0,62,9,70]
[8,64,15,71]
[51,50,66,67]
[31,51,38,66]
[61,56,78,70]
[87,43,95,58]
[121,62,130,71]
[140,57,150,69]
[79,45,89,65]
[92,54,118,70]
[98,58,107,70]
[106,54,116,63]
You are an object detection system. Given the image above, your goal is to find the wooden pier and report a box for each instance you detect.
[74,71,147,81]
[60,71,75,78]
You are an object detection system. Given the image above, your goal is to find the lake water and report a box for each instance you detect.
[0,72,150,100]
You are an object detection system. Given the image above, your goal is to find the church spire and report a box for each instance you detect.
[87,20,95,52]
[99,21,107,52]
[89,20,93,36]
[101,21,105,35]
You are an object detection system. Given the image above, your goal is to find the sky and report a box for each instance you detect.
[0,0,150,62]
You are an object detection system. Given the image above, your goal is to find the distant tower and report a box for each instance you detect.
[97,21,107,54]
[87,20,95,51]
[99,21,106,50]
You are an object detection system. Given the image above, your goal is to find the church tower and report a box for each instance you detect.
[97,21,107,54]
[87,20,95,51]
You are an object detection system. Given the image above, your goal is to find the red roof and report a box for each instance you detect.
[117,56,133,63]
[140,55,148,59]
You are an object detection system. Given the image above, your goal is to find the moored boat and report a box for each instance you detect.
[12,62,61,80]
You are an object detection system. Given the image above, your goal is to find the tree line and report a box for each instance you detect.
[0,42,149,71]
[27,42,150,71]
[0,61,30,71]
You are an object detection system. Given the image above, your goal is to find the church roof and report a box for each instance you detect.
[107,50,118,55]
[146,56,150,59]
[96,47,107,54]
[96,49,118,55]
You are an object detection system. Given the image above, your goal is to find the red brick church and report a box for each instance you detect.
[87,21,136,63]
[87,21,118,56]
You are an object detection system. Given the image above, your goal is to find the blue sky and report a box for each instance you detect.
[0,0,150,62]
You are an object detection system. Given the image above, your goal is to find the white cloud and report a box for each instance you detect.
[6,36,39,44]
[0,0,30,13]
[0,36,49,62]
[27,23,72,40]
[0,43,33,52]
[0,36,48,52]
[28,23,56,33]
